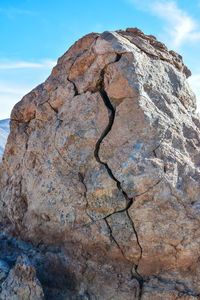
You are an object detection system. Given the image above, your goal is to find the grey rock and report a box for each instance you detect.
[0,255,44,300]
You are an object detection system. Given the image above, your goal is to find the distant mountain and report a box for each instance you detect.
[0,119,10,160]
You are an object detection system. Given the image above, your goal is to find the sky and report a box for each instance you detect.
[0,0,200,119]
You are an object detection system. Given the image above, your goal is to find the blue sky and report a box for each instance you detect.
[0,0,200,119]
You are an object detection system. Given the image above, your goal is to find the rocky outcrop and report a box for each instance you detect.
[0,28,200,299]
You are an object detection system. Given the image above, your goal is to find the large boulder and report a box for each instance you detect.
[0,28,199,299]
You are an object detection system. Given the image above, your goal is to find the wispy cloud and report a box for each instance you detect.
[153,1,200,48]
[0,84,31,119]
[0,59,56,119]
[0,84,30,95]
[0,59,56,70]
[127,0,200,48]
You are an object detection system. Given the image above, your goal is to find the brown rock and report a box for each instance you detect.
[0,28,199,299]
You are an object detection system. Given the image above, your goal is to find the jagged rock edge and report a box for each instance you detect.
[117,30,191,78]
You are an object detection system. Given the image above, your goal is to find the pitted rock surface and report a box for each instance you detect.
[0,28,200,299]
[0,255,44,300]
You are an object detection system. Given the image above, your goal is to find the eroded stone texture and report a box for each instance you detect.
[0,255,44,300]
[0,28,200,299]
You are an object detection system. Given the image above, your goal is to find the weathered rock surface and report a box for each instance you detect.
[0,28,200,299]
[0,255,44,300]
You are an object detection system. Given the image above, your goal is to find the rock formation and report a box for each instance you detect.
[0,28,200,299]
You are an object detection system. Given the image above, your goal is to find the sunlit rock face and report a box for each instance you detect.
[0,28,200,299]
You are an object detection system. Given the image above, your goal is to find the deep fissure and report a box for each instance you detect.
[94,58,144,298]
[67,77,79,96]
[47,101,58,114]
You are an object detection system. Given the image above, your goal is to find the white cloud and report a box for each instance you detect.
[0,94,23,119]
[0,82,33,119]
[188,74,200,111]
[0,59,56,119]
[153,1,200,48]
[127,0,200,48]
[0,59,56,70]
[0,84,30,95]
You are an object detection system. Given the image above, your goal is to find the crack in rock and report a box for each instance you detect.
[78,172,94,223]
[47,101,59,114]
[67,77,79,96]
[93,56,144,298]
[104,217,125,258]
